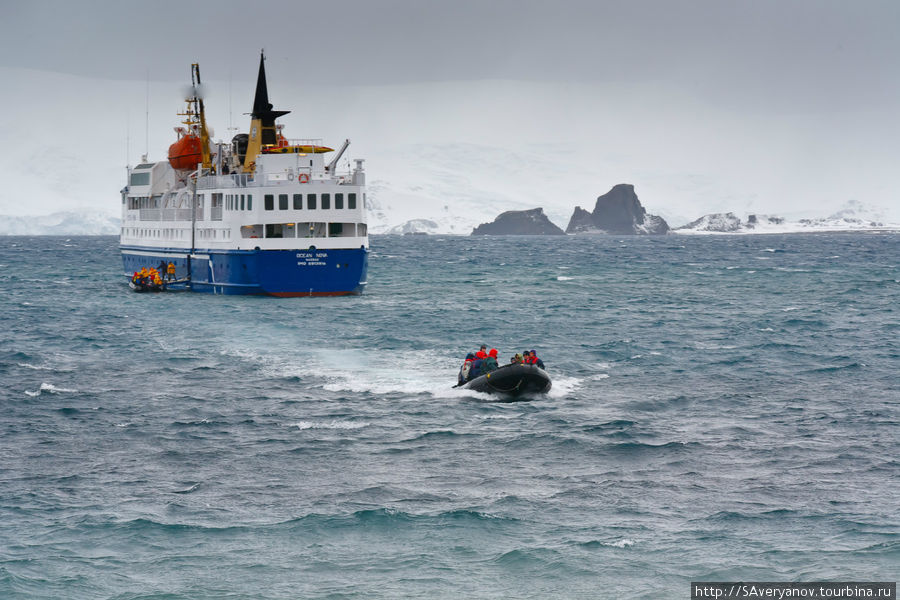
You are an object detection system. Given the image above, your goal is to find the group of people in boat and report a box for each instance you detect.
[131,262,177,289]
[131,267,164,288]
[458,345,546,385]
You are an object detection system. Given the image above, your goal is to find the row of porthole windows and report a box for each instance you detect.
[264,192,363,211]
[124,228,184,239]
[122,228,230,240]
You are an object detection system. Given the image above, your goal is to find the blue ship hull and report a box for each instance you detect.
[121,245,368,296]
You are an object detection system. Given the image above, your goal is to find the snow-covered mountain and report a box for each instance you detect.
[0,210,120,235]
[1,66,898,235]
[673,201,899,234]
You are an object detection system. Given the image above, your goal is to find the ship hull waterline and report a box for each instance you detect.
[121,246,368,296]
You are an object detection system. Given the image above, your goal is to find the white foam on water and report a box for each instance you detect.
[18,363,53,370]
[24,382,78,396]
[289,420,369,430]
[608,539,636,548]
[782,306,801,312]
[556,276,574,281]
[547,375,582,398]
[758,327,775,332]
[591,374,610,380]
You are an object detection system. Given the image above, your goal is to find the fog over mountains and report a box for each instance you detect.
[2,66,898,235]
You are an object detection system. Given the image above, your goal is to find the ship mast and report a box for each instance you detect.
[242,52,290,173]
[192,64,212,170]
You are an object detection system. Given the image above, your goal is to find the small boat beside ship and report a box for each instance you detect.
[120,53,368,296]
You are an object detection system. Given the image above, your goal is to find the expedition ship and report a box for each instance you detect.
[120,53,368,296]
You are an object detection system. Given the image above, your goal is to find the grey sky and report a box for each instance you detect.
[4,0,899,112]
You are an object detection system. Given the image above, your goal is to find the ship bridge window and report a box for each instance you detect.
[307,194,317,210]
[293,194,302,210]
[130,172,150,186]
[348,193,357,209]
[335,193,343,209]
[247,195,252,210]
[279,194,288,210]
[264,194,274,210]
[321,194,330,210]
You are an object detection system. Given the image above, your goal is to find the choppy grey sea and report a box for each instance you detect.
[1,233,898,599]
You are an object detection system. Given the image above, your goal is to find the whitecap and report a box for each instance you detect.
[608,539,635,548]
[591,374,610,380]
[758,327,775,332]
[556,276,574,281]
[290,420,369,430]
[782,306,800,312]
[18,363,53,370]
[25,382,78,396]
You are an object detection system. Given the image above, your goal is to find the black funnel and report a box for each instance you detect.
[252,53,290,144]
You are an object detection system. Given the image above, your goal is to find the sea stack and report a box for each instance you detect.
[566,184,669,235]
[471,208,566,235]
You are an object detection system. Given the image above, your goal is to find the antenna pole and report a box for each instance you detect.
[145,69,150,158]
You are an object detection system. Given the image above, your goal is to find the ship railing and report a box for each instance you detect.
[140,208,204,222]
[281,138,325,147]
[197,173,256,190]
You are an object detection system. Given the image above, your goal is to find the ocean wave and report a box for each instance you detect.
[575,538,636,549]
[24,382,78,396]
[289,420,369,430]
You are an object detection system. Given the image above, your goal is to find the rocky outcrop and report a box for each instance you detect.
[565,184,669,234]
[674,213,787,233]
[385,219,440,235]
[674,212,743,232]
[471,208,566,235]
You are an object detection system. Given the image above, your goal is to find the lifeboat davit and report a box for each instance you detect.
[168,135,202,171]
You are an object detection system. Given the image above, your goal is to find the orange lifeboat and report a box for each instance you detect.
[168,135,202,171]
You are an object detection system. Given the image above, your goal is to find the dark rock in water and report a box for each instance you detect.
[566,184,669,235]
[471,208,566,235]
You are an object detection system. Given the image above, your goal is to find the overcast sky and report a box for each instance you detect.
[2,1,899,222]
[4,0,899,112]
